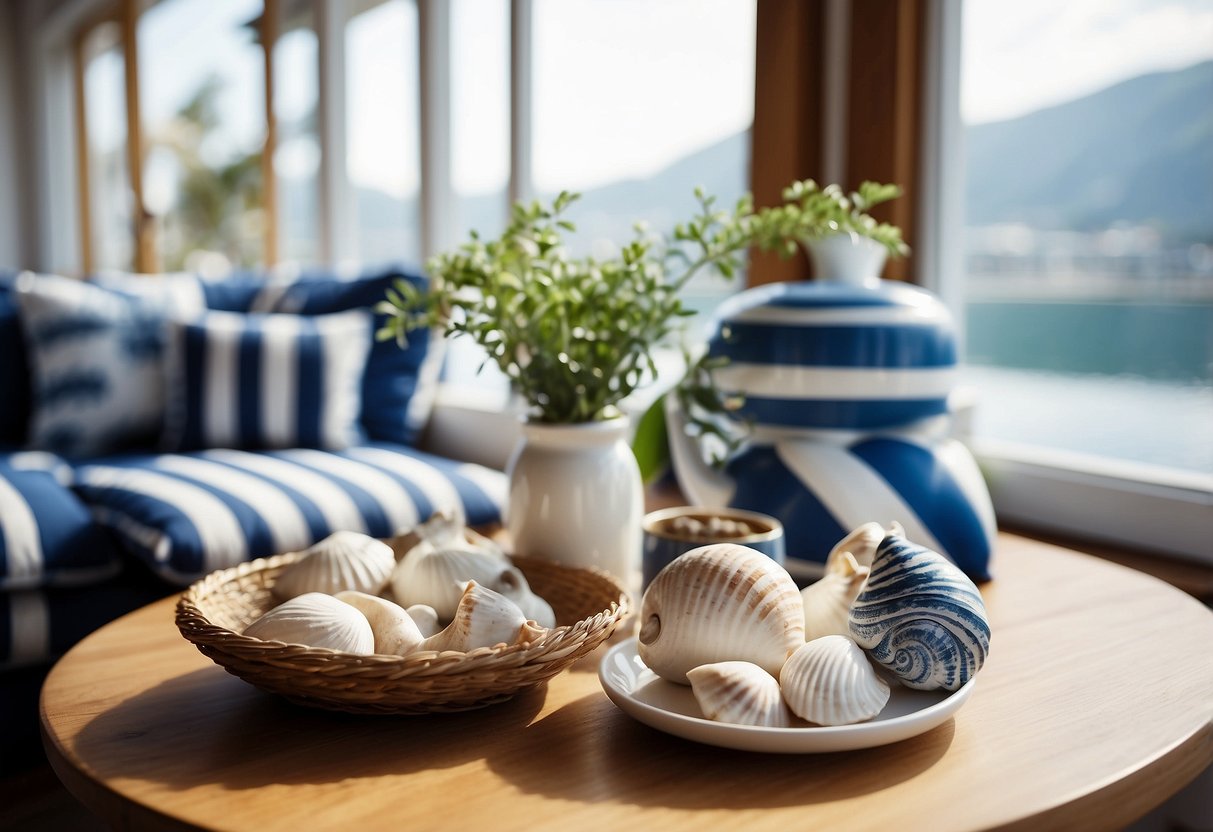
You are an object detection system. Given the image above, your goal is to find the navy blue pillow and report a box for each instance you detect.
[0,272,30,446]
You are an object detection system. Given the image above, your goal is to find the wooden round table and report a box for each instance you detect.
[41,534,1213,831]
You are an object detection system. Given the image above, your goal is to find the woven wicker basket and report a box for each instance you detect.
[176,552,630,715]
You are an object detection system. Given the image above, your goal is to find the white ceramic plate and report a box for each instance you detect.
[598,637,975,753]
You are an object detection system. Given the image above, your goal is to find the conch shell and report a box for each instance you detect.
[825,522,890,574]
[638,543,805,684]
[848,531,990,691]
[420,581,547,653]
[801,551,870,641]
[243,592,374,654]
[405,604,441,638]
[779,635,890,726]
[272,531,394,600]
[392,543,554,626]
[335,590,424,656]
[687,661,792,727]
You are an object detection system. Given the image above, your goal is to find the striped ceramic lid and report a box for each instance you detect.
[707,280,958,431]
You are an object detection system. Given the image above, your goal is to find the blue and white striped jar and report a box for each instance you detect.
[706,279,958,432]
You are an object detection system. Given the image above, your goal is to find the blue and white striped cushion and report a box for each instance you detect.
[15,273,208,456]
[73,443,507,584]
[162,310,372,451]
[0,452,121,590]
[713,436,996,580]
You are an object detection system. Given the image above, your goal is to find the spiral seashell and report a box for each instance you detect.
[243,592,375,654]
[335,591,424,656]
[272,531,395,601]
[392,545,518,620]
[638,543,805,684]
[848,532,990,691]
[687,661,792,727]
[801,551,870,641]
[779,636,891,726]
[405,604,441,638]
[496,566,557,628]
[421,581,546,653]
[825,522,891,574]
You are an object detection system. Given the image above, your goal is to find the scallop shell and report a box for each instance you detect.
[392,545,516,620]
[801,551,871,641]
[394,512,506,564]
[638,543,805,684]
[779,635,891,726]
[825,522,889,574]
[405,604,441,638]
[335,591,424,656]
[243,592,375,654]
[848,532,990,691]
[687,661,793,727]
[272,531,395,601]
[421,581,546,653]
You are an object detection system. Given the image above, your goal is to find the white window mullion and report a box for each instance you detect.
[316,0,352,265]
[418,0,453,261]
[508,0,533,208]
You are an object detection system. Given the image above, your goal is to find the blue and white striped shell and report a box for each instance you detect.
[848,533,990,691]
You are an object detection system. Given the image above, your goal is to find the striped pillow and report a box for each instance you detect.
[73,443,508,584]
[0,452,121,590]
[162,310,372,451]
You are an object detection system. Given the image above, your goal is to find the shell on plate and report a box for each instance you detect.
[801,551,870,641]
[848,531,990,691]
[271,531,395,601]
[405,604,441,638]
[638,543,805,684]
[420,581,547,653]
[243,592,375,654]
[335,590,424,656]
[779,635,890,726]
[687,661,792,727]
[825,522,890,574]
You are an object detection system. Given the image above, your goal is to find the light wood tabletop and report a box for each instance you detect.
[41,533,1213,832]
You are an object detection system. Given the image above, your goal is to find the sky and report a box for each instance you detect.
[86,0,1213,201]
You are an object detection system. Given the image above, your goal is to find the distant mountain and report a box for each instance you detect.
[285,60,1211,261]
[965,60,1213,239]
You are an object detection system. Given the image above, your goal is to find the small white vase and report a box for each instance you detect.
[506,416,643,598]
[806,232,888,285]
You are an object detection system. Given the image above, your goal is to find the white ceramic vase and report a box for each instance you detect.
[806,232,888,285]
[506,416,643,598]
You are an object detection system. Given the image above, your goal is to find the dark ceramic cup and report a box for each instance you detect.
[641,506,785,592]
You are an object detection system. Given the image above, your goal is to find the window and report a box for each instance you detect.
[273,2,320,265]
[948,1,1213,558]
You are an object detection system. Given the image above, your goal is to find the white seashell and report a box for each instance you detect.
[272,531,395,601]
[779,635,891,726]
[801,552,871,641]
[335,591,424,656]
[687,661,792,727]
[420,581,546,653]
[392,545,515,620]
[825,522,887,574]
[849,531,990,691]
[243,592,375,654]
[496,566,557,628]
[638,543,805,684]
[395,513,506,564]
[405,604,441,638]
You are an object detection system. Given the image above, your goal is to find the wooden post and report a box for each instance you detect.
[261,0,280,266]
[121,0,156,272]
[72,30,94,275]
[846,0,926,283]
[748,0,825,286]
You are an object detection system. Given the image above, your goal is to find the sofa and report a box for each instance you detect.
[0,265,508,769]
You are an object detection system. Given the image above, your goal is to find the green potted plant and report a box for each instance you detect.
[752,180,910,283]
[378,190,756,590]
